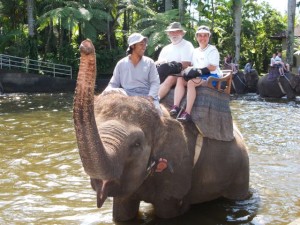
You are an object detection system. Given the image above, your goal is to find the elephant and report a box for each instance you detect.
[244,70,259,93]
[73,39,250,222]
[0,81,3,94]
[222,65,258,94]
[257,67,300,99]
[230,70,259,94]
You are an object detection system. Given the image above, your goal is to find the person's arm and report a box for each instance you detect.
[103,62,121,92]
[180,42,194,69]
[155,47,168,65]
[207,48,220,72]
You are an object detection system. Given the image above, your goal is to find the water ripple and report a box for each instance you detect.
[0,93,299,225]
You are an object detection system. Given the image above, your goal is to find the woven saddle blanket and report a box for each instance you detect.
[161,86,234,141]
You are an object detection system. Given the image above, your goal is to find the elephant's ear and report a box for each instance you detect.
[291,74,300,90]
[148,118,193,199]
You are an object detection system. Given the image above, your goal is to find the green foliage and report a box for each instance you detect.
[136,9,197,59]
[0,0,297,76]
[96,47,126,77]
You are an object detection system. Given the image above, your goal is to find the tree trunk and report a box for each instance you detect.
[107,15,112,50]
[27,0,35,37]
[286,0,296,66]
[210,0,215,37]
[27,0,38,60]
[233,0,242,65]
[165,0,172,11]
[179,0,184,23]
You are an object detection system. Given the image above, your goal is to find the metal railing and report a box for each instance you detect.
[0,54,72,79]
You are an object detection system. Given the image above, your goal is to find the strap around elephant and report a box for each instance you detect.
[277,76,286,95]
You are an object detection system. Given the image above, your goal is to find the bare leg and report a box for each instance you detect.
[279,68,284,75]
[286,64,290,71]
[158,76,177,99]
[185,78,203,114]
[173,77,187,106]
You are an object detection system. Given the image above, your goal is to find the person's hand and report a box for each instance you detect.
[183,67,201,81]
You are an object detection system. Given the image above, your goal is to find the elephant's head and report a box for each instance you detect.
[87,93,162,206]
[73,39,192,209]
[290,74,300,94]
[231,71,247,94]
[245,70,259,92]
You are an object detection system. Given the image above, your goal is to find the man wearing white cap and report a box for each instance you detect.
[156,22,194,100]
[170,25,222,121]
[103,33,161,113]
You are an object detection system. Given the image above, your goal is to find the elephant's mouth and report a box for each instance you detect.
[91,178,120,208]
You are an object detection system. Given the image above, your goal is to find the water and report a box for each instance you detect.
[0,93,299,225]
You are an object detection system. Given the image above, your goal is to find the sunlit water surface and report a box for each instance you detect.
[0,93,299,225]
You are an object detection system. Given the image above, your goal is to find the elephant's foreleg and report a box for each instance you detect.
[153,197,190,219]
[112,196,140,221]
[223,153,250,200]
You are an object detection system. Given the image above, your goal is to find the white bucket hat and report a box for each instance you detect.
[165,22,186,33]
[196,25,211,36]
[127,33,148,47]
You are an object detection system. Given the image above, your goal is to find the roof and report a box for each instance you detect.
[269,25,300,40]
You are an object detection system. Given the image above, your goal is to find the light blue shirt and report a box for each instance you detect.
[105,55,160,99]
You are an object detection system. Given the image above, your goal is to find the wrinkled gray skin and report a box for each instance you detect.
[73,40,250,221]
[245,70,259,93]
[0,81,3,94]
[258,68,300,99]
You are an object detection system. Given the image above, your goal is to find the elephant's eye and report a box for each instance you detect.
[133,142,140,147]
[129,131,144,151]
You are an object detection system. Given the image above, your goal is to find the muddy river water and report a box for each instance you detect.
[0,93,299,225]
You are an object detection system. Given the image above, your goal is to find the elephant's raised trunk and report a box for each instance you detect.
[73,39,114,180]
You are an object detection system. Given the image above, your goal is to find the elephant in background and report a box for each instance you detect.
[222,64,258,94]
[230,70,259,94]
[244,70,259,93]
[0,81,3,94]
[257,67,300,99]
[73,39,250,221]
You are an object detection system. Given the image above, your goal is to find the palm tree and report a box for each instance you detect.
[27,0,35,37]
[165,0,172,11]
[26,0,38,59]
[178,0,184,23]
[233,0,242,65]
[286,0,296,67]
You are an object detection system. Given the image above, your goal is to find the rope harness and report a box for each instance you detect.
[277,74,293,95]
[232,72,247,92]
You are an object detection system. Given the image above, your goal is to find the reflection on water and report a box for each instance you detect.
[0,93,299,225]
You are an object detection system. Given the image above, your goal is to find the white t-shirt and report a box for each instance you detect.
[158,39,194,63]
[191,44,222,77]
[275,55,283,63]
[270,57,276,66]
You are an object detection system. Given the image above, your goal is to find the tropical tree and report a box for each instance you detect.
[26,0,38,60]
[232,0,242,64]
[165,0,172,11]
[0,0,297,76]
[286,0,296,66]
